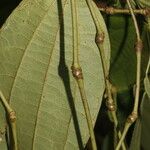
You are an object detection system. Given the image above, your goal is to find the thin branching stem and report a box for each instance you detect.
[116,0,143,149]
[70,0,97,149]
[98,7,149,16]
[0,91,18,150]
[85,1,126,150]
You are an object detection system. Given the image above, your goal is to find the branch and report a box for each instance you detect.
[99,7,150,16]
[70,0,97,149]
[85,1,126,150]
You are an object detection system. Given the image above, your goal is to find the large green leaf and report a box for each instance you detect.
[0,0,110,149]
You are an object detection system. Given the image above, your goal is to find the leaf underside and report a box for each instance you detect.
[0,0,110,149]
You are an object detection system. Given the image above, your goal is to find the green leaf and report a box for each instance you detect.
[0,0,110,149]
[140,93,150,150]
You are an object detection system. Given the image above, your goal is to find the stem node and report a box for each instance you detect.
[106,100,115,111]
[105,7,115,14]
[145,8,150,16]
[127,112,138,123]
[95,32,105,44]
[9,111,16,123]
[71,66,83,79]
[135,40,143,52]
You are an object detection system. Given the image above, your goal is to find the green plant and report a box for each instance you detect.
[0,0,149,150]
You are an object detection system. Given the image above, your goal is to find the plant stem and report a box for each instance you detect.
[85,1,126,150]
[116,0,143,149]
[126,0,140,41]
[77,78,97,150]
[98,7,149,16]
[70,0,79,68]
[0,91,18,150]
[70,0,97,149]
[133,50,141,112]
[116,123,130,150]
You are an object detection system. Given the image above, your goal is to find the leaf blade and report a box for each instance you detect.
[0,0,111,149]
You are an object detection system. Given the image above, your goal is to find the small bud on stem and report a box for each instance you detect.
[135,40,143,52]
[71,66,83,79]
[95,32,105,44]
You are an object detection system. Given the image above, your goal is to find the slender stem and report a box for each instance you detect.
[0,91,18,150]
[77,79,97,150]
[99,7,148,16]
[86,0,110,94]
[11,123,17,150]
[126,0,140,41]
[112,106,126,150]
[112,88,127,150]
[133,51,141,112]
[0,91,13,113]
[70,0,79,68]
[116,0,143,149]
[85,1,126,150]
[116,123,130,150]
[127,0,142,118]
[70,0,97,149]
[115,112,138,150]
